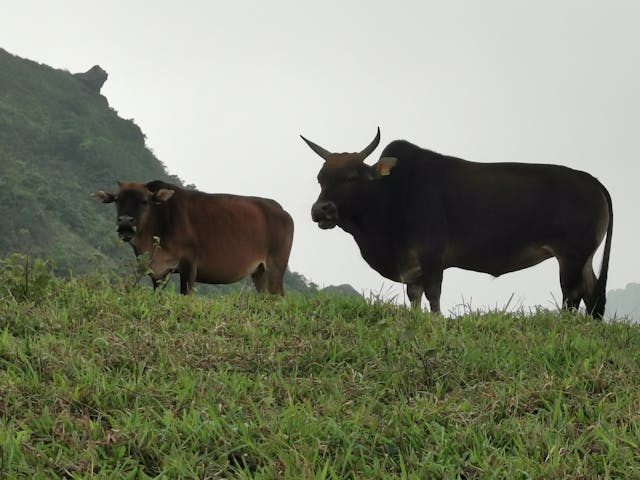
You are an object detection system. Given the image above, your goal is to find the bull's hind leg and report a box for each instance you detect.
[406,282,424,309]
[581,255,600,316]
[558,256,586,311]
[251,263,268,293]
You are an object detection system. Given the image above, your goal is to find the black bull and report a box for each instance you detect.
[302,128,613,317]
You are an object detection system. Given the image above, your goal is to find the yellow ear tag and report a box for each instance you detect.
[378,165,391,176]
[376,157,397,177]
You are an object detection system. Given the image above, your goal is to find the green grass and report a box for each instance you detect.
[1,275,640,479]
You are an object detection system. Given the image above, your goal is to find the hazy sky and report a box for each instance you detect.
[3,1,639,312]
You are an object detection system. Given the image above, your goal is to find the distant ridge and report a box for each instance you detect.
[607,283,640,323]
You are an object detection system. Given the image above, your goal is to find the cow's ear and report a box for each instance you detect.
[153,189,175,203]
[92,191,116,203]
[373,157,398,178]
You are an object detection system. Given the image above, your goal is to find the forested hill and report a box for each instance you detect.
[0,48,178,270]
[0,48,321,293]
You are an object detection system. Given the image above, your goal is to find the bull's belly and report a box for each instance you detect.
[449,245,554,277]
[361,249,423,284]
[360,244,554,283]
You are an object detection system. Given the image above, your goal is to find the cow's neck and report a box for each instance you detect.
[129,207,167,256]
[129,207,180,279]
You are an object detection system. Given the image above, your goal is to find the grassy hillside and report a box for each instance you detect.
[1,267,639,478]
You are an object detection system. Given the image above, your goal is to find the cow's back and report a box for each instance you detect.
[150,185,292,284]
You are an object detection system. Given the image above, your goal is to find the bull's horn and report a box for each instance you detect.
[355,127,381,162]
[300,135,332,160]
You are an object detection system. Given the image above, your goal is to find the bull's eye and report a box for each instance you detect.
[345,172,359,182]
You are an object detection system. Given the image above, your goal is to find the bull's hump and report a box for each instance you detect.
[322,155,362,171]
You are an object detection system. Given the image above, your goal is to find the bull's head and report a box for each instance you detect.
[301,128,397,229]
[92,181,174,242]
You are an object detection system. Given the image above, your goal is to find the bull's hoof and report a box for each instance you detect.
[228,450,259,473]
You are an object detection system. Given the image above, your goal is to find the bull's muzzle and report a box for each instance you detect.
[116,215,136,242]
[311,201,338,229]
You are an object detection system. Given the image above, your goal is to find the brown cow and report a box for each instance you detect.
[92,180,294,295]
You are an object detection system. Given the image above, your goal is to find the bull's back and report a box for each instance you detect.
[436,162,610,270]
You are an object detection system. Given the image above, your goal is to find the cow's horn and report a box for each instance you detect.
[300,135,332,160]
[355,127,381,162]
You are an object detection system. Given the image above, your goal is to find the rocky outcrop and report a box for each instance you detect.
[74,65,108,94]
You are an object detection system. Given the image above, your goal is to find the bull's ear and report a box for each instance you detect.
[91,191,116,203]
[373,157,398,178]
[153,189,175,203]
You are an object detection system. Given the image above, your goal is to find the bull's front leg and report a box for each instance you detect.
[419,258,444,314]
[406,283,424,309]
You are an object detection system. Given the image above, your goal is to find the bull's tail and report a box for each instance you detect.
[591,182,613,319]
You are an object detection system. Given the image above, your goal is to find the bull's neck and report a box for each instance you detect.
[338,188,391,241]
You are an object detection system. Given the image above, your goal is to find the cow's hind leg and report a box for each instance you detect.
[251,263,268,293]
[267,265,287,296]
[267,245,290,297]
[265,257,287,296]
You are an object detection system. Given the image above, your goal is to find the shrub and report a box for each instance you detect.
[0,253,54,301]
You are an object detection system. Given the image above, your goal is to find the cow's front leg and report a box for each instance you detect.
[179,259,197,294]
[151,272,171,291]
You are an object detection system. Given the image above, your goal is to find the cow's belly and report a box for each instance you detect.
[195,249,266,284]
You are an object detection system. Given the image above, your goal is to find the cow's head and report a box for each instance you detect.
[301,128,396,229]
[92,181,175,242]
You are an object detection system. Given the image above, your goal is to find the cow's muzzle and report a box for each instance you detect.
[311,201,338,229]
[116,215,137,242]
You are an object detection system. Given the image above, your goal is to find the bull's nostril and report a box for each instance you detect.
[311,201,337,221]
